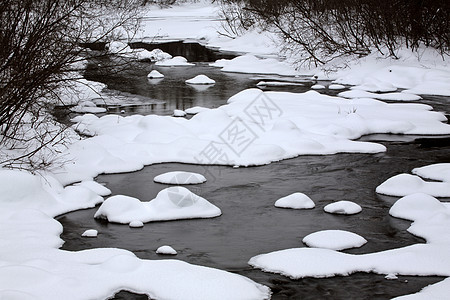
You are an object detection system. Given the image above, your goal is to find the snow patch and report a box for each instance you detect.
[156,56,194,66]
[82,229,98,237]
[302,230,367,250]
[156,245,178,255]
[154,171,207,185]
[274,193,315,209]
[324,201,362,215]
[185,74,215,85]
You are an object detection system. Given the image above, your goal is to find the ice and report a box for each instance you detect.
[376,173,450,197]
[155,56,194,66]
[154,171,207,185]
[274,193,315,209]
[339,90,421,101]
[156,245,178,255]
[256,81,303,87]
[82,229,98,237]
[185,74,215,85]
[173,109,187,117]
[302,230,367,250]
[324,201,362,215]
[147,70,164,79]
[94,186,221,224]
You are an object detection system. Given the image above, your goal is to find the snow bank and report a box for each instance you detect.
[249,193,450,280]
[339,90,421,102]
[70,100,107,114]
[82,229,98,237]
[154,171,207,185]
[185,106,210,114]
[156,245,178,255]
[0,170,271,300]
[156,56,194,66]
[94,186,221,224]
[274,193,315,209]
[324,201,362,215]
[376,164,450,197]
[147,70,164,79]
[186,74,215,85]
[211,55,299,76]
[60,89,450,183]
[302,230,367,250]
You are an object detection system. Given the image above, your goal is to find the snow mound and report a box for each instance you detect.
[156,245,177,255]
[173,109,187,117]
[70,100,107,114]
[302,230,367,250]
[311,84,325,90]
[156,56,194,66]
[412,163,450,182]
[147,70,164,79]
[328,84,346,90]
[82,229,98,237]
[339,90,421,101]
[389,193,447,221]
[154,171,206,185]
[324,201,362,215]
[376,173,450,197]
[129,220,144,228]
[274,193,315,209]
[185,106,210,114]
[256,81,303,87]
[94,187,221,224]
[185,74,215,85]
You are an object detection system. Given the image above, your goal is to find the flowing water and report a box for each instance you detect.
[58,46,450,299]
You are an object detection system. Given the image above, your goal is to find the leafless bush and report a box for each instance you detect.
[0,0,144,170]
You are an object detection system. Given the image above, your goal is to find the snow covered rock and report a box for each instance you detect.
[94,186,221,223]
[81,229,98,237]
[185,106,210,114]
[147,70,164,79]
[389,193,447,221]
[324,201,362,215]
[302,230,367,250]
[156,56,194,66]
[311,84,325,90]
[173,109,187,117]
[185,74,215,85]
[156,245,177,255]
[274,193,315,209]
[129,220,144,228]
[328,84,346,90]
[376,173,450,197]
[154,171,206,185]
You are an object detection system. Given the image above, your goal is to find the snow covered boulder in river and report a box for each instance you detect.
[185,74,215,85]
[154,171,206,185]
[302,230,367,250]
[94,186,221,224]
[274,192,315,209]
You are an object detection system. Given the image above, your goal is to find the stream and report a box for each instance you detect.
[57,45,450,299]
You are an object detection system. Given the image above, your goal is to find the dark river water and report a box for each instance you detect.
[58,52,450,299]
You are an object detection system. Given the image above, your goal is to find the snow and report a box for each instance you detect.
[339,90,421,101]
[156,245,178,255]
[376,170,450,197]
[412,163,450,183]
[147,70,164,79]
[211,55,299,76]
[324,201,362,215]
[58,88,450,183]
[94,186,221,224]
[185,106,210,114]
[0,170,270,300]
[389,193,447,222]
[70,100,107,114]
[155,56,194,66]
[154,171,207,185]
[394,277,450,299]
[311,84,325,90]
[82,229,98,237]
[302,230,367,250]
[173,109,187,117]
[256,81,303,87]
[274,193,315,209]
[185,74,216,85]
[328,84,346,90]
[129,220,144,228]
